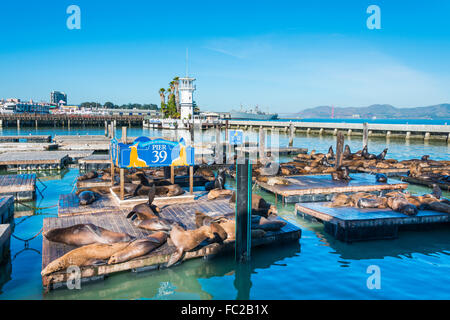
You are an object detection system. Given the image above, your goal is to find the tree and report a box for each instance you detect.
[104,101,115,109]
[173,76,180,113]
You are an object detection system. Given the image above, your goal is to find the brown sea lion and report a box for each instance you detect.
[376,148,388,160]
[331,166,352,181]
[266,177,290,186]
[43,223,135,246]
[107,232,168,264]
[207,188,234,200]
[78,170,98,181]
[156,184,185,197]
[41,242,130,276]
[349,192,377,206]
[357,197,388,209]
[127,184,159,221]
[388,196,418,216]
[329,193,352,207]
[343,145,352,159]
[167,222,224,267]
[251,215,287,231]
[424,201,450,214]
[195,167,215,181]
[134,217,174,232]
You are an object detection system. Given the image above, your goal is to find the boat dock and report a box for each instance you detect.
[43,197,301,290]
[397,176,450,191]
[0,174,36,201]
[295,201,450,242]
[235,146,308,156]
[78,154,111,172]
[0,135,51,143]
[58,193,120,217]
[0,152,70,171]
[256,173,408,204]
[0,224,11,264]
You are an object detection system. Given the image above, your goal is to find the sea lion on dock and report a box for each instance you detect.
[431,184,442,199]
[41,242,131,276]
[375,173,388,183]
[329,193,352,207]
[155,184,185,197]
[361,146,377,160]
[376,148,388,160]
[259,161,280,176]
[43,223,135,246]
[422,201,450,214]
[78,190,100,205]
[207,188,234,200]
[388,196,418,216]
[126,184,159,221]
[343,145,352,159]
[166,222,225,267]
[326,146,334,159]
[357,197,388,209]
[134,217,173,232]
[78,170,99,181]
[331,166,351,181]
[107,232,168,264]
[266,177,290,186]
[251,215,287,231]
[195,167,215,181]
[205,168,227,191]
[421,155,430,161]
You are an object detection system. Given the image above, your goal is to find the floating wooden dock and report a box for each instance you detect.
[109,187,198,206]
[0,135,51,143]
[256,173,408,204]
[296,201,450,242]
[0,174,36,201]
[77,176,112,189]
[58,193,121,217]
[0,224,11,264]
[79,154,111,172]
[43,198,301,289]
[397,176,450,191]
[0,152,70,171]
[0,196,14,226]
[235,146,308,156]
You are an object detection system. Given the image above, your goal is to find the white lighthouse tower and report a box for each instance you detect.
[179,76,196,120]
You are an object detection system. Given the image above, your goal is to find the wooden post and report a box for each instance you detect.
[105,121,108,136]
[235,159,252,263]
[289,122,294,147]
[164,167,171,179]
[122,126,127,144]
[362,122,368,149]
[189,165,194,195]
[170,166,175,184]
[335,131,344,168]
[259,128,265,163]
[215,125,222,164]
[120,168,125,200]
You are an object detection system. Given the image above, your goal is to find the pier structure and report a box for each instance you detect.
[225,120,450,142]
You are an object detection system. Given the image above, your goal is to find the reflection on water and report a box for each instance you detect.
[0,127,449,299]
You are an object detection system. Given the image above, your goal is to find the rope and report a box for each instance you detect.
[12,227,43,243]
[17,202,58,211]
[36,176,48,191]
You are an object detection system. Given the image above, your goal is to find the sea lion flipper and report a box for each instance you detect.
[88,259,108,266]
[167,249,184,267]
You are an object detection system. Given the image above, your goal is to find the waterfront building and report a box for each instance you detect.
[179,76,196,120]
[15,100,51,113]
[50,91,67,105]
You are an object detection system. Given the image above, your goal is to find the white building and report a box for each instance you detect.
[179,76,196,120]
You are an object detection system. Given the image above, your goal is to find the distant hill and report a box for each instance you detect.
[280,104,450,119]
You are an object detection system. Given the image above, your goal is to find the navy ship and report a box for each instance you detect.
[229,105,278,120]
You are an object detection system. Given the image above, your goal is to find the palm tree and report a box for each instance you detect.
[159,88,166,108]
[168,81,175,100]
[173,76,180,112]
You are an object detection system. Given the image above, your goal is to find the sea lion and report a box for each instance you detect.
[388,196,418,216]
[251,215,287,231]
[107,232,168,264]
[259,161,280,176]
[166,223,224,267]
[343,145,352,159]
[41,242,130,276]
[361,146,376,160]
[320,156,333,168]
[156,184,185,197]
[207,188,234,200]
[195,167,215,181]
[331,166,351,181]
[349,192,377,206]
[78,170,99,181]
[266,177,290,186]
[329,193,352,207]
[78,191,100,205]
[421,155,430,161]
[326,146,334,159]
[375,173,388,183]
[357,197,388,209]
[126,185,159,221]
[376,148,388,160]
[205,168,227,191]
[424,201,450,214]
[431,184,442,199]
[134,217,173,232]
[43,223,135,246]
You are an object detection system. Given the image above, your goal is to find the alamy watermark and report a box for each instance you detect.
[366,265,381,290]
[366,5,381,30]
[66,5,81,30]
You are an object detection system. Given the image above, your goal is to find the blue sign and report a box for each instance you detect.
[110,137,195,168]
[229,130,243,145]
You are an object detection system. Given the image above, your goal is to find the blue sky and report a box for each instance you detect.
[1,0,449,113]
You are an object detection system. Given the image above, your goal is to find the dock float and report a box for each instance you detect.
[79,154,111,172]
[0,135,51,143]
[43,198,301,290]
[235,146,308,156]
[0,224,11,264]
[397,176,450,191]
[256,173,408,204]
[0,175,36,201]
[0,152,70,171]
[58,193,120,217]
[0,196,14,226]
[295,201,450,242]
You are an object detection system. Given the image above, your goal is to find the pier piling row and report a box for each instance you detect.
[226,120,450,142]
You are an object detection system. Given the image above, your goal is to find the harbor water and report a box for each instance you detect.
[0,125,449,299]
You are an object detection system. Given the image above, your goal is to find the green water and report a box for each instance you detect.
[0,126,450,299]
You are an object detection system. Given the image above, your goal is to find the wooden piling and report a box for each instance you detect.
[362,122,368,148]
[336,131,344,168]
[289,122,294,147]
